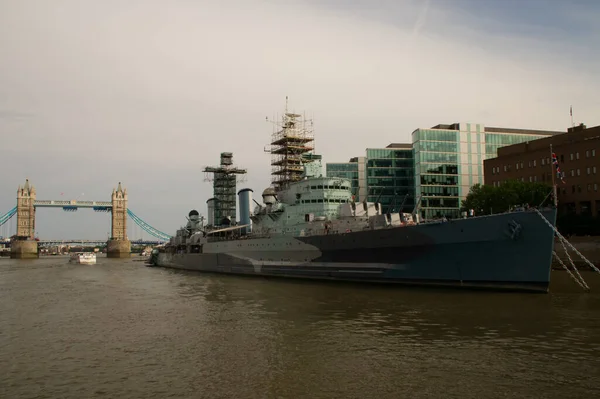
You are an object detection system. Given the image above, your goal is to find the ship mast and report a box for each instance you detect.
[265,97,315,191]
[203,152,247,226]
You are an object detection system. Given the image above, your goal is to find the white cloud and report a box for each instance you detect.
[0,0,598,238]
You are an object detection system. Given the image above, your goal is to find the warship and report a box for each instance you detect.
[150,103,558,293]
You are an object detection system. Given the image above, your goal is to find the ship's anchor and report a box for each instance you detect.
[505,220,522,240]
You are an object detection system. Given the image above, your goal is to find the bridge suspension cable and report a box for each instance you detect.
[127,209,172,241]
[0,206,17,228]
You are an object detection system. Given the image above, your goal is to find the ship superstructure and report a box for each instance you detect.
[267,96,315,191]
[203,152,247,228]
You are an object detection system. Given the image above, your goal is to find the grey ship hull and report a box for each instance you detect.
[153,208,557,293]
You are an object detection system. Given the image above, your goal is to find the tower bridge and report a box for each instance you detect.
[0,179,171,259]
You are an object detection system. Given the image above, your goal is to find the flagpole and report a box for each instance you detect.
[570,105,574,128]
[550,144,558,207]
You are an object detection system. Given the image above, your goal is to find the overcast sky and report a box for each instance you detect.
[1,0,599,240]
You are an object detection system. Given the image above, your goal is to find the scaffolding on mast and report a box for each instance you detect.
[265,97,315,191]
[203,152,247,226]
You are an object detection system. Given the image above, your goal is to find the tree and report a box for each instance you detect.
[461,180,553,215]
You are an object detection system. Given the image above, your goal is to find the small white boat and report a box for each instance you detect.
[69,252,97,265]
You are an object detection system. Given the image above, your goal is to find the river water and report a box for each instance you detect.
[1,256,599,399]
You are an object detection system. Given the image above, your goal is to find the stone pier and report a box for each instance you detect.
[106,239,131,258]
[10,240,39,259]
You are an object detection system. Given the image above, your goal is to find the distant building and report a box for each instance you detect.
[412,123,563,219]
[366,144,415,213]
[484,123,600,216]
[325,157,364,199]
[326,144,415,213]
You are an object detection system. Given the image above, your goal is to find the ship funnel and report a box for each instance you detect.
[206,198,216,227]
[238,188,253,235]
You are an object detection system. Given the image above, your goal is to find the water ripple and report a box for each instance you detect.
[1,257,599,398]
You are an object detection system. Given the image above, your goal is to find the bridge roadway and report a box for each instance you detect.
[34,200,112,211]
[37,239,166,246]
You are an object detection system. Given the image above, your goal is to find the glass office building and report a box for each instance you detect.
[325,160,360,198]
[413,123,562,219]
[327,144,415,213]
[366,144,415,212]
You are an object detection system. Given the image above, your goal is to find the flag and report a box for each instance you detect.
[570,106,572,117]
[551,152,566,184]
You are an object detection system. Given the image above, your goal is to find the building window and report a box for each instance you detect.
[595,183,598,191]
[571,170,575,177]
[587,184,592,192]
[541,158,545,165]
[534,175,537,182]
[586,150,590,158]
[560,155,564,163]
[516,163,519,170]
[576,152,580,159]
[520,162,524,169]
[570,153,574,161]
[504,165,507,172]
[528,161,531,167]
[533,160,536,167]
[593,149,596,157]
[577,169,581,176]
[588,167,591,175]
[594,166,597,174]
[529,176,532,182]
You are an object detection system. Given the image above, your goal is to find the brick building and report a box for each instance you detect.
[484,124,600,216]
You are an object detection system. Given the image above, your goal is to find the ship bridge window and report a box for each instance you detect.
[311,186,316,189]
[318,185,323,189]
[317,199,323,203]
[311,199,317,203]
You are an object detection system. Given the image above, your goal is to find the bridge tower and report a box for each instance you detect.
[106,182,131,258]
[11,178,39,258]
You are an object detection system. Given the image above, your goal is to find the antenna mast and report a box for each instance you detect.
[265,97,315,191]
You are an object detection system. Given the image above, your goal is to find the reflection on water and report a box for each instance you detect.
[1,256,599,398]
